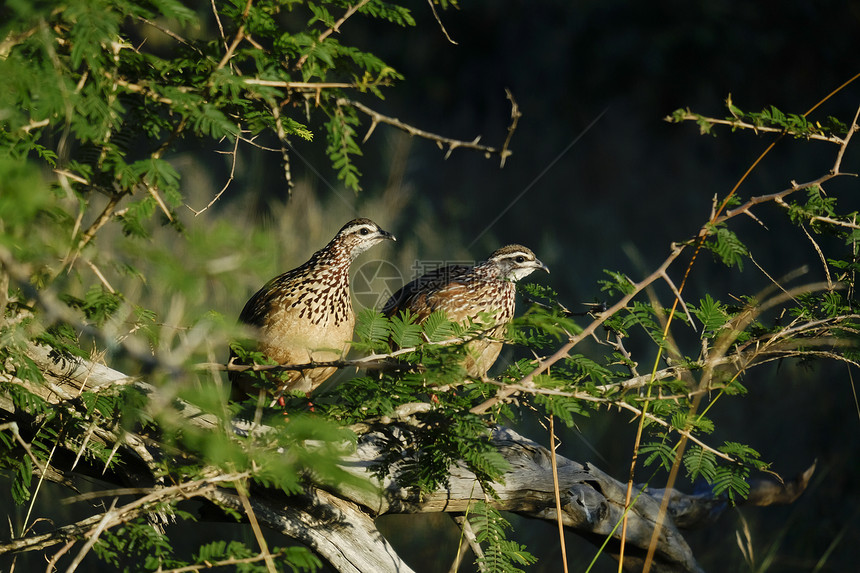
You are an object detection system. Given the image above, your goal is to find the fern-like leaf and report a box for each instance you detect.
[389,311,422,348]
[422,309,455,342]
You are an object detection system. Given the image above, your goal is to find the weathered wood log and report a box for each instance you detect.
[0,346,814,573]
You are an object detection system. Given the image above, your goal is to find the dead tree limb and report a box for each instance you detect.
[0,347,814,573]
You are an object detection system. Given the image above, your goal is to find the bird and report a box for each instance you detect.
[230,218,396,400]
[381,244,549,377]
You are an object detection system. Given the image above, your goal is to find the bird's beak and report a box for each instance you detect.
[380,229,396,242]
[536,260,550,274]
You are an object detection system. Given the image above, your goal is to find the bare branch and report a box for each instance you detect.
[833,104,860,172]
[186,129,241,216]
[243,79,367,90]
[338,96,518,164]
[426,0,458,45]
[134,16,202,55]
[0,473,249,556]
[499,88,521,167]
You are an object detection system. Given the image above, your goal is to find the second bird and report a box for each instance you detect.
[382,244,549,377]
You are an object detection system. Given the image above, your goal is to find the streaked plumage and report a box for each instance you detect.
[231,218,395,396]
[382,244,548,376]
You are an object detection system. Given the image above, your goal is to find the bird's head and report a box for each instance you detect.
[486,244,549,281]
[336,218,396,259]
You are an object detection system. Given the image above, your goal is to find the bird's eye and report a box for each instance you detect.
[360,228,370,236]
[515,256,526,263]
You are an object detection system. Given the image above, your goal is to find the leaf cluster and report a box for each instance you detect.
[469,501,538,573]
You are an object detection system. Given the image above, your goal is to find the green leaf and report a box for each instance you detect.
[706,225,748,270]
[422,310,455,342]
[354,309,390,351]
[692,294,732,332]
[148,0,197,23]
[326,105,363,191]
[389,311,422,348]
[683,446,717,482]
[470,501,537,573]
[641,439,675,471]
[598,269,636,296]
[712,465,750,503]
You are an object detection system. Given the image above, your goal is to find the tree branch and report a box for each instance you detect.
[338,95,519,164]
[0,348,816,573]
[666,111,845,143]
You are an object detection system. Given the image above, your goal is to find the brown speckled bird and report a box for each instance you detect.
[382,244,548,376]
[231,218,395,397]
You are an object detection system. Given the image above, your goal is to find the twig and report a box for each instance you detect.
[144,180,174,222]
[63,194,122,269]
[339,96,517,163]
[267,102,294,192]
[800,222,833,290]
[0,473,250,556]
[210,335,473,374]
[833,104,860,172]
[450,513,485,573]
[808,213,860,230]
[548,416,569,573]
[111,77,177,105]
[615,401,736,463]
[237,482,278,573]
[135,16,202,55]
[156,552,288,573]
[0,423,45,479]
[20,118,50,133]
[499,89,521,168]
[210,0,228,48]
[667,111,844,143]
[216,0,254,71]
[65,498,118,573]
[243,79,365,89]
[660,268,696,333]
[426,0,457,44]
[187,128,241,215]
[45,539,76,573]
[0,25,38,59]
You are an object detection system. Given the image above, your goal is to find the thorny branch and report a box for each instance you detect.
[338,93,520,166]
[633,103,860,573]
[666,111,845,144]
[2,193,853,483]
[186,127,241,216]
[472,243,688,415]
[0,473,249,556]
[215,0,254,71]
[476,104,860,415]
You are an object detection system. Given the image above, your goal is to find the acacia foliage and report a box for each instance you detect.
[2,1,860,572]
